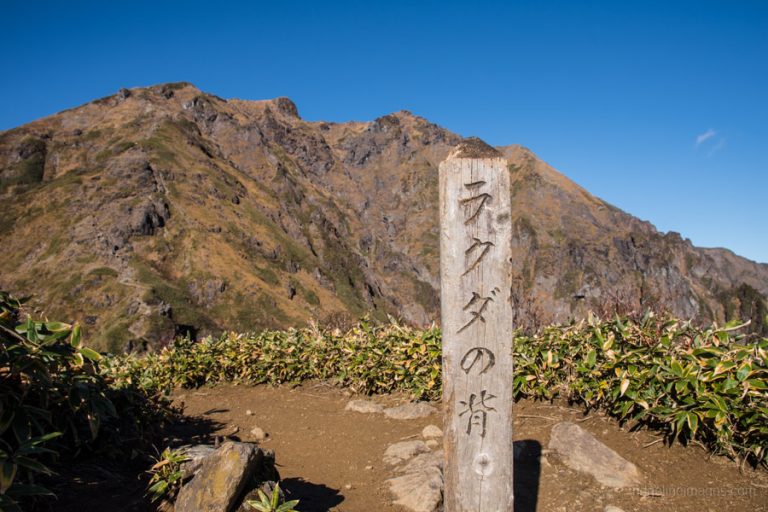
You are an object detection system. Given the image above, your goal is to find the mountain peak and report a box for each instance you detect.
[1,85,767,350]
[109,82,201,102]
[270,97,301,119]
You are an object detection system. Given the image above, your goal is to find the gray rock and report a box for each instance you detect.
[188,278,227,306]
[399,450,444,474]
[387,450,444,512]
[383,402,438,420]
[384,440,431,465]
[178,444,216,479]
[129,199,169,236]
[421,425,443,439]
[548,422,641,488]
[604,506,627,512]
[345,399,385,414]
[175,441,265,512]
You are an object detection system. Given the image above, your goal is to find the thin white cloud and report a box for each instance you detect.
[707,137,726,158]
[696,129,716,146]
[694,128,726,157]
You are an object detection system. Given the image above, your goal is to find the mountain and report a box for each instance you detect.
[1,82,766,351]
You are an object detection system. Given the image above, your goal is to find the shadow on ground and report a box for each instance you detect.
[167,411,226,444]
[281,477,345,512]
[34,414,223,512]
[514,439,542,512]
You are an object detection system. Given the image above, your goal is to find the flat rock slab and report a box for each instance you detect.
[345,399,385,414]
[548,422,641,488]
[399,450,444,474]
[383,402,437,420]
[387,450,444,512]
[175,441,264,512]
[383,440,431,465]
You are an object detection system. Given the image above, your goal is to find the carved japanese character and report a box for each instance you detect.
[457,288,500,333]
[462,237,494,276]
[460,347,496,375]
[460,181,492,224]
[458,390,497,437]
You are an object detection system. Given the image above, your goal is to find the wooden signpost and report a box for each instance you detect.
[440,138,514,511]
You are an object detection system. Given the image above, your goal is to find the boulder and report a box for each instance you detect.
[387,450,444,512]
[383,402,437,420]
[383,440,431,465]
[179,444,216,479]
[175,442,271,512]
[345,399,385,414]
[548,422,641,488]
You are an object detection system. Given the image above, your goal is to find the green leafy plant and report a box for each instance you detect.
[0,290,176,510]
[146,447,189,503]
[0,432,59,512]
[0,292,105,510]
[512,312,768,465]
[246,483,299,512]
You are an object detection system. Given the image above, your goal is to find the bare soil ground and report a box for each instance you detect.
[174,383,768,512]
[44,382,768,512]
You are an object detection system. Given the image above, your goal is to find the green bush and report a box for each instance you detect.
[514,312,767,465]
[0,292,175,511]
[106,314,767,467]
[104,319,442,398]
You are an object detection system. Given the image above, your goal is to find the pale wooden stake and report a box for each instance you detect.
[440,138,514,511]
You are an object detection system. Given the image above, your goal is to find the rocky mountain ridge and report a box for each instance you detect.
[1,82,766,351]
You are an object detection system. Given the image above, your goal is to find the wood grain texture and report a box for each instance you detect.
[440,147,514,511]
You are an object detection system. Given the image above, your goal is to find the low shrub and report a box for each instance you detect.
[103,319,442,398]
[514,312,767,465]
[106,314,767,467]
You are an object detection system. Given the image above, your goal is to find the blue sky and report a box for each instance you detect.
[2,1,766,262]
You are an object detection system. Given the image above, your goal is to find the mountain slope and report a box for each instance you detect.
[1,83,766,350]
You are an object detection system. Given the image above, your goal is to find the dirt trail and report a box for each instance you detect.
[173,383,768,512]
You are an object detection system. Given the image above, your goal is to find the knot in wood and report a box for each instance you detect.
[473,453,494,476]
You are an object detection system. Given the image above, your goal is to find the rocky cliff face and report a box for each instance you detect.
[1,83,766,351]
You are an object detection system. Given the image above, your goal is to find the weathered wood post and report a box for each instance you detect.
[440,138,514,511]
